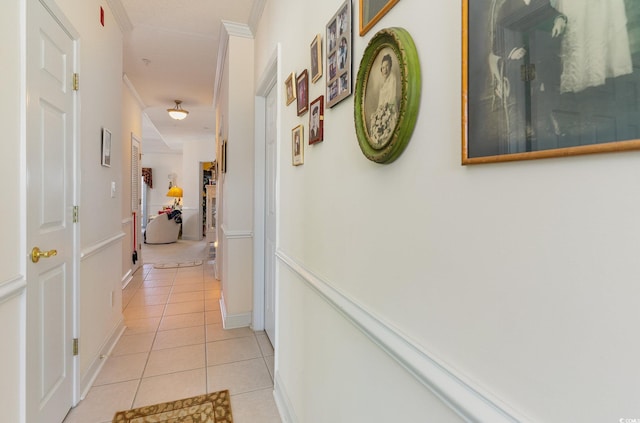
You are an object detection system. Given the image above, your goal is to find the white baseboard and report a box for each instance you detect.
[121,269,133,289]
[273,371,297,423]
[219,292,252,329]
[79,319,126,400]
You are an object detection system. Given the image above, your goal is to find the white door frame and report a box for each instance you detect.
[253,46,280,332]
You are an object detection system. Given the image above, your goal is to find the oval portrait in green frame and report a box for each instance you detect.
[354,27,421,163]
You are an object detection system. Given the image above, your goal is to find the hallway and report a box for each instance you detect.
[63,261,281,422]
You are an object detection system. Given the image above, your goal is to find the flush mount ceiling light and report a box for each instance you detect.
[167,100,189,120]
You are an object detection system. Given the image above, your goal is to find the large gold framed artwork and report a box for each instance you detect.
[462,0,640,164]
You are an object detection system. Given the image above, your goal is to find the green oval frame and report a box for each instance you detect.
[354,27,421,164]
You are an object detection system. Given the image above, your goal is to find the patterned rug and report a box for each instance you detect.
[142,239,209,264]
[154,260,203,269]
[112,390,233,423]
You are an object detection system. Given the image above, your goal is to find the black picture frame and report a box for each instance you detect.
[101,128,111,167]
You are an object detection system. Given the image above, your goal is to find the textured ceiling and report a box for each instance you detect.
[110,0,261,153]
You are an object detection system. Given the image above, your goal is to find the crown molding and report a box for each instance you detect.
[221,20,254,39]
[106,0,133,33]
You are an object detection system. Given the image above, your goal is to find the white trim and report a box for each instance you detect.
[253,46,279,332]
[121,269,133,289]
[105,0,133,34]
[79,320,126,399]
[80,232,126,260]
[122,74,145,109]
[121,216,133,225]
[213,21,254,107]
[219,292,252,329]
[222,20,253,38]
[274,372,297,423]
[275,250,526,423]
[213,24,229,108]
[221,224,253,239]
[0,275,27,305]
[248,0,266,36]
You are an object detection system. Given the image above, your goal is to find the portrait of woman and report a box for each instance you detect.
[363,48,401,147]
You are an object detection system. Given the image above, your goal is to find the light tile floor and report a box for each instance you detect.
[63,261,281,423]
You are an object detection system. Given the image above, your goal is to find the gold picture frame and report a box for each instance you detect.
[359,0,400,36]
[285,72,297,105]
[292,125,304,166]
[311,34,323,83]
[462,0,640,164]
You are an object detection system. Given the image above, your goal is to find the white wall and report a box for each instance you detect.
[52,0,126,396]
[216,28,256,328]
[121,80,144,286]
[0,0,24,417]
[141,153,183,215]
[182,140,215,240]
[254,0,640,422]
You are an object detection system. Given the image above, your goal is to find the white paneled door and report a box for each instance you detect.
[264,82,277,345]
[26,0,77,422]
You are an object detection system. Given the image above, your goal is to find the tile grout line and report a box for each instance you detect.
[128,266,177,408]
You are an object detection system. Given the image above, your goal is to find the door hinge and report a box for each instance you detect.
[72,338,79,356]
[73,73,79,91]
[73,206,79,223]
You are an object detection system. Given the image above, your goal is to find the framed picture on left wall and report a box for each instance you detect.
[101,128,111,167]
[292,125,304,166]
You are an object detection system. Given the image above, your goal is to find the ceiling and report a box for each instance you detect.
[109,0,263,153]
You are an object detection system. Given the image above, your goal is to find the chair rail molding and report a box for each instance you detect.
[275,249,527,423]
[220,224,253,239]
[0,275,27,305]
[81,232,126,261]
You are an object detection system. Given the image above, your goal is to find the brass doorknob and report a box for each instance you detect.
[31,247,58,263]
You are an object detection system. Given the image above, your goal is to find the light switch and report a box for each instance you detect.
[111,181,116,198]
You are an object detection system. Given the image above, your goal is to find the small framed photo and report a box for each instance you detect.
[285,72,297,105]
[359,0,400,36]
[296,70,309,116]
[292,125,304,166]
[101,128,111,167]
[310,34,323,83]
[326,0,352,108]
[309,96,324,144]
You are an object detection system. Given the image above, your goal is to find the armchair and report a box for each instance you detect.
[144,211,182,244]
